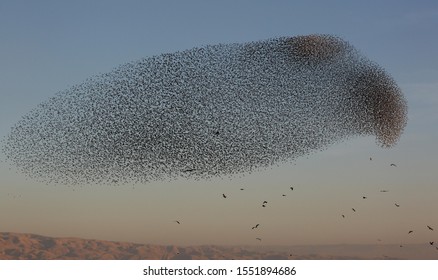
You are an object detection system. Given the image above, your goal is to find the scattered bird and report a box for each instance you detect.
[256,238,262,241]
[390,163,397,167]
[395,203,400,207]
[362,196,367,199]
[427,225,434,231]
[290,187,294,191]
[370,157,372,161]
[352,208,356,212]
[400,245,403,248]
[222,194,227,198]
[174,220,180,224]
[430,242,434,246]
[263,201,268,204]
[182,168,196,172]
[341,215,345,218]
[262,205,266,208]
[252,224,260,229]
[282,194,286,197]
[6,193,22,199]
[240,188,244,191]
[408,230,413,234]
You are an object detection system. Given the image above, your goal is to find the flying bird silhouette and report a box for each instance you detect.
[174,220,180,224]
[256,238,262,241]
[395,203,400,207]
[282,194,286,197]
[362,196,367,199]
[290,187,294,191]
[222,194,227,198]
[341,215,345,218]
[427,225,434,231]
[408,230,413,234]
[352,208,356,212]
[390,163,397,167]
[430,242,434,246]
[252,224,260,229]
[263,201,268,204]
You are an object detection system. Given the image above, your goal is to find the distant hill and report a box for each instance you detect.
[0,232,436,260]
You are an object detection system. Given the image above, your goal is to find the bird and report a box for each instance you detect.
[282,194,286,197]
[427,225,434,231]
[408,230,413,234]
[290,187,294,191]
[222,194,227,198]
[400,245,403,248]
[262,204,266,208]
[256,238,262,241]
[362,196,367,199]
[395,203,400,207]
[263,201,268,204]
[341,215,345,218]
[352,208,356,212]
[370,157,372,161]
[240,188,244,190]
[182,168,196,172]
[252,224,260,229]
[174,220,180,224]
[380,190,389,193]
[390,163,397,167]
[430,242,434,246]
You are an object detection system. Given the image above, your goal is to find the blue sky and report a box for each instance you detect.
[0,0,437,246]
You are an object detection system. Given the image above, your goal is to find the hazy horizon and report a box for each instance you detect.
[2,232,438,260]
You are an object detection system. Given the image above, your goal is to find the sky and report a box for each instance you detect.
[0,0,437,247]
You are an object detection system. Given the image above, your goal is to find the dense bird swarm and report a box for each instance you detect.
[2,35,407,185]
